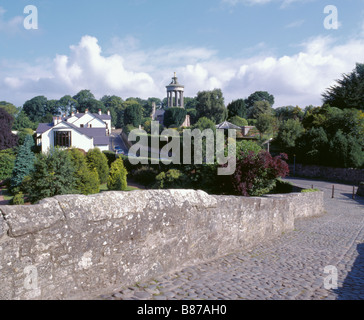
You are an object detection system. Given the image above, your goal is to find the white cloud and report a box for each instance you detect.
[0,7,23,33]
[1,34,364,108]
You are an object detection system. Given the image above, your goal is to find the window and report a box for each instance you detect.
[54,131,71,148]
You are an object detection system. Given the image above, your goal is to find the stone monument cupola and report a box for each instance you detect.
[166,72,184,108]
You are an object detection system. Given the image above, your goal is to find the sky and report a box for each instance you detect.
[1,0,364,108]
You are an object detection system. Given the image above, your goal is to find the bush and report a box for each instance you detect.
[11,192,24,205]
[107,158,128,191]
[229,151,289,197]
[0,149,15,181]
[229,116,248,127]
[163,108,187,128]
[154,169,189,189]
[132,167,159,186]
[301,188,320,193]
[86,148,109,184]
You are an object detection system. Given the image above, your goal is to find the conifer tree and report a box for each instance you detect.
[107,157,128,191]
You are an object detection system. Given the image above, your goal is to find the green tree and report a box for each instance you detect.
[229,116,248,127]
[22,148,76,204]
[123,103,143,127]
[227,99,247,119]
[249,100,272,119]
[0,101,18,117]
[192,117,216,132]
[10,135,35,191]
[323,63,364,111]
[245,91,275,110]
[68,148,100,195]
[101,95,124,127]
[23,96,48,122]
[0,149,16,181]
[276,119,305,150]
[58,95,78,116]
[163,107,187,128]
[107,158,128,191]
[86,148,109,184]
[195,89,227,124]
[255,113,274,139]
[12,110,36,131]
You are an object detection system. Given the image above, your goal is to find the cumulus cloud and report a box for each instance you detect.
[0,6,23,33]
[1,34,364,108]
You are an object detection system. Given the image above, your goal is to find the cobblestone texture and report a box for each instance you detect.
[99,178,364,300]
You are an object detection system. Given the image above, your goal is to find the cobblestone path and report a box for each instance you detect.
[99,178,364,300]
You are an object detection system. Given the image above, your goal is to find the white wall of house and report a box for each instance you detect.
[41,123,94,153]
[95,145,110,152]
[71,114,105,128]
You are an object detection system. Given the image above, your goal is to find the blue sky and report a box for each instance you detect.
[1,0,364,108]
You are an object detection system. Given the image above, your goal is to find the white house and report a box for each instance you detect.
[36,109,112,153]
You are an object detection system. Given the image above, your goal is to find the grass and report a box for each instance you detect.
[301,188,320,193]
[99,183,140,193]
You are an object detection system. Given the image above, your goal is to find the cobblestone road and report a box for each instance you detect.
[99,178,364,300]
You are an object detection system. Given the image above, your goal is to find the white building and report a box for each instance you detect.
[36,109,112,153]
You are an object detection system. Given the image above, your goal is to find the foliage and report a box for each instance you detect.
[163,107,187,128]
[230,151,289,197]
[0,101,18,117]
[107,158,128,191]
[86,148,109,184]
[245,91,275,110]
[123,103,143,127]
[17,128,34,146]
[68,148,100,195]
[22,96,49,123]
[22,148,76,204]
[12,110,36,131]
[0,108,18,151]
[11,192,25,205]
[301,188,320,193]
[249,100,272,119]
[10,135,35,191]
[229,116,248,127]
[275,119,305,149]
[195,89,227,124]
[235,140,262,160]
[192,117,216,132]
[132,167,159,186]
[322,63,364,111]
[255,113,274,138]
[0,149,16,181]
[154,169,189,189]
[227,99,247,119]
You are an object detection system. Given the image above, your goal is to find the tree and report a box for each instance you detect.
[255,113,274,139]
[10,135,35,191]
[229,116,248,127]
[0,108,18,151]
[322,63,364,111]
[107,158,128,191]
[245,91,275,110]
[73,89,95,106]
[58,95,78,116]
[227,99,247,119]
[68,148,100,195]
[23,96,48,122]
[12,110,35,131]
[86,148,109,184]
[22,148,76,204]
[101,95,124,127]
[276,119,305,150]
[195,89,227,124]
[229,151,289,197]
[192,117,216,133]
[0,149,16,181]
[123,103,143,127]
[163,107,187,128]
[274,106,304,122]
[249,100,273,119]
[0,101,18,117]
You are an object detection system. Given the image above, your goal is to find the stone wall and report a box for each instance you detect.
[290,163,364,186]
[0,189,324,300]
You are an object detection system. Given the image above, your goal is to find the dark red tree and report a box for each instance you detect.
[0,108,18,151]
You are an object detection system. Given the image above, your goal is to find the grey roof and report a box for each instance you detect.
[216,121,243,130]
[36,121,109,143]
[36,123,53,134]
[66,113,111,122]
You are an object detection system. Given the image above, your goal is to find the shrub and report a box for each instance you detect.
[11,192,24,205]
[107,158,128,191]
[154,169,189,189]
[163,108,187,128]
[0,149,16,181]
[86,148,109,184]
[229,151,289,197]
[132,167,159,186]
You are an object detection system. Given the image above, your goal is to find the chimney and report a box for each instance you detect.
[71,111,75,117]
[76,110,79,114]
[53,117,58,126]
[98,109,102,115]
[85,109,89,114]
[107,110,110,116]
